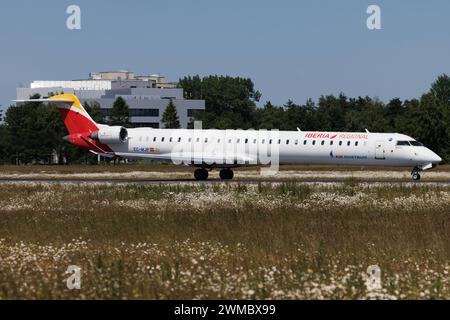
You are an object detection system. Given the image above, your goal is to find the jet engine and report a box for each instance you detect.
[89,126,128,144]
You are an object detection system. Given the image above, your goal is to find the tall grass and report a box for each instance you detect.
[0,182,449,299]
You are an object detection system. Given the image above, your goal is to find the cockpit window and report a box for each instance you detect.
[396,141,410,146]
[409,141,423,146]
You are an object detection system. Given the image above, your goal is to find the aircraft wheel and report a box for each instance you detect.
[194,168,209,181]
[219,169,234,180]
[412,172,421,181]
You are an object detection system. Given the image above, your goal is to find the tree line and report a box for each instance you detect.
[0,74,449,164]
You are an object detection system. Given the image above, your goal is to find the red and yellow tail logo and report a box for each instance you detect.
[50,94,98,136]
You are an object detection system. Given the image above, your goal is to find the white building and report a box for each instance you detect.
[18,71,205,128]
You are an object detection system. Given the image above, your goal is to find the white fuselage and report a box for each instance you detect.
[108,129,442,169]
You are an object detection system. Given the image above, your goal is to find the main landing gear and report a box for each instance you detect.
[411,167,421,181]
[219,168,234,180]
[194,168,209,181]
[193,168,234,181]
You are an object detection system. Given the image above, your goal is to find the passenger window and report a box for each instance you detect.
[262,139,265,144]
[217,139,221,143]
[178,137,181,142]
[228,139,232,143]
[169,137,173,142]
[269,139,272,144]
[278,139,281,144]
[204,138,208,143]
[286,140,289,145]
[295,139,298,145]
[312,140,316,145]
[196,138,200,142]
[153,137,156,142]
[237,139,240,143]
[339,141,342,146]
[347,141,351,146]
[330,141,334,146]
[303,140,307,145]
[321,140,325,146]
[245,138,248,144]
[355,141,358,146]
[253,139,257,144]
[161,137,164,142]
[188,138,192,142]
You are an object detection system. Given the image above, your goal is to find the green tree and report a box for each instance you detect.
[84,101,105,123]
[109,97,130,126]
[430,74,450,105]
[178,75,260,129]
[4,94,67,164]
[161,100,181,129]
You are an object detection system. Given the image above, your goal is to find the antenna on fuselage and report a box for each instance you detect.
[365,128,370,133]
[297,127,302,132]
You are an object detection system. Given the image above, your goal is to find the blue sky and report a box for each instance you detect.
[1,0,450,112]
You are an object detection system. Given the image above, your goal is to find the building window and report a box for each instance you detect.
[133,122,159,128]
[130,109,159,117]
[187,109,204,117]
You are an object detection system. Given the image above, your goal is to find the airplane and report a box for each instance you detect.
[15,93,442,181]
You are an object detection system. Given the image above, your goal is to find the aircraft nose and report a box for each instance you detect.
[428,150,442,164]
[434,154,442,163]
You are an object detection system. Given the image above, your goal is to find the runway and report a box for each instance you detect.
[1,177,449,185]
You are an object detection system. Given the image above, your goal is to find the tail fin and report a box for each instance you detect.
[15,93,98,135]
[49,94,99,135]
[14,94,112,152]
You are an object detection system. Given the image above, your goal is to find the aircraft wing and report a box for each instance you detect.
[114,152,256,166]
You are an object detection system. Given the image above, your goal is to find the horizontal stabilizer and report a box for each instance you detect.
[13,98,75,103]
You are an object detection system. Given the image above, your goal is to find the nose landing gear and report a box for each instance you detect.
[411,167,421,181]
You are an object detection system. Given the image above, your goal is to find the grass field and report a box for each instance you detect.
[0,176,449,299]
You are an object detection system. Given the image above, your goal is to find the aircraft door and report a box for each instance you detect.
[375,141,385,160]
